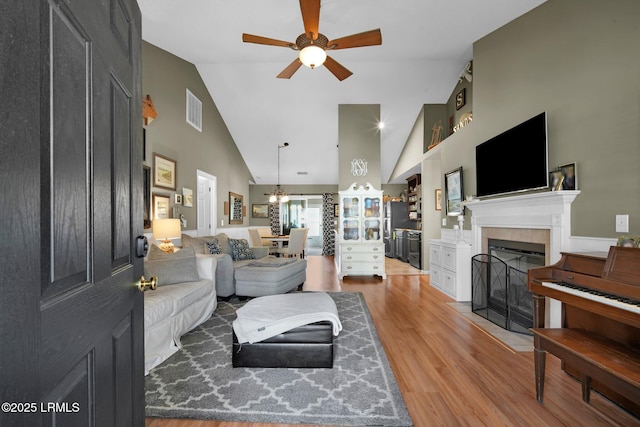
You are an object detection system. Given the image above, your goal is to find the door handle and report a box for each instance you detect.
[138,276,157,292]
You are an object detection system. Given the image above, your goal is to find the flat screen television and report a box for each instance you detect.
[475,112,548,198]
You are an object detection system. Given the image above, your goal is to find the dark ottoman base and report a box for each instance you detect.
[232,321,334,368]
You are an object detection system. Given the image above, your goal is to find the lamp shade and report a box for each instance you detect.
[152,218,181,241]
[299,45,326,69]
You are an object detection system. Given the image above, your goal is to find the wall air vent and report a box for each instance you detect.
[297,171,308,175]
[186,89,202,132]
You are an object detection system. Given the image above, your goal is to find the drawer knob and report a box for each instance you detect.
[373,255,378,259]
[347,256,352,259]
[347,266,352,270]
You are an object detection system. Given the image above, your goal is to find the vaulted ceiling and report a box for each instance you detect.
[138,0,546,185]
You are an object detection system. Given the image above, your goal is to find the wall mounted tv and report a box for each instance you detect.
[475,112,548,198]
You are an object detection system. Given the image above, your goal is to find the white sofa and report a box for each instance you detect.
[143,247,218,374]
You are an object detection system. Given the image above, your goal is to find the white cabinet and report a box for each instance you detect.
[338,183,386,279]
[428,239,472,301]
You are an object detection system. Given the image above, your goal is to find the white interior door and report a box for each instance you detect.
[197,170,217,236]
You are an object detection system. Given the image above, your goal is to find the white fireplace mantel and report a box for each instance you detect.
[465,190,580,263]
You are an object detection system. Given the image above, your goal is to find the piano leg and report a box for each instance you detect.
[534,337,546,403]
[582,375,592,402]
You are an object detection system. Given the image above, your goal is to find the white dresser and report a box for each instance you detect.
[428,239,472,301]
[337,183,386,279]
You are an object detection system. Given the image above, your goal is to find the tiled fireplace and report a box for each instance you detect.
[465,190,580,327]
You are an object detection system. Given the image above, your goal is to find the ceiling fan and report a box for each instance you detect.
[242,0,382,81]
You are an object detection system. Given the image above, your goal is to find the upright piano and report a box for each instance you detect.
[528,246,640,416]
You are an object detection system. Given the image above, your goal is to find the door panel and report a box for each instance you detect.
[0,0,143,426]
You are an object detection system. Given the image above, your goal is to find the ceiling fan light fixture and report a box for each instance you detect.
[299,45,326,69]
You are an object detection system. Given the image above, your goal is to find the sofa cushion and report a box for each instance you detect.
[144,246,200,286]
[205,239,222,254]
[143,290,175,326]
[228,238,255,261]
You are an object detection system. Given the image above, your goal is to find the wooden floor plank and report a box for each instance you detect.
[146,256,640,427]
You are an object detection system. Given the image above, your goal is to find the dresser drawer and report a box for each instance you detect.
[442,247,456,270]
[341,261,385,275]
[443,270,456,295]
[342,252,384,262]
[430,266,442,288]
[341,244,384,254]
[430,244,442,266]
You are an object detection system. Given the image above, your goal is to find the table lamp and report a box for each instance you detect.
[153,218,181,253]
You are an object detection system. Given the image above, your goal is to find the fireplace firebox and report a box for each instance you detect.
[471,239,545,335]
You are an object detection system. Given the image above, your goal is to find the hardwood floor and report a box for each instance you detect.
[146,256,640,427]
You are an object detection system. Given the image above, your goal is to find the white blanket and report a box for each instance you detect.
[232,292,342,344]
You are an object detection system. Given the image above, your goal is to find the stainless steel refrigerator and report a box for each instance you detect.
[383,201,414,258]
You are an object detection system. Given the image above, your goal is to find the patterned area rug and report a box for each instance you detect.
[145,292,413,426]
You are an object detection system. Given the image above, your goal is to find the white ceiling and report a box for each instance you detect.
[138,0,546,185]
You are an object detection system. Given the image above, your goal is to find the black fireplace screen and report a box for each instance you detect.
[471,254,535,335]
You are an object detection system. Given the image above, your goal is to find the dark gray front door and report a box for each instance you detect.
[1,0,144,426]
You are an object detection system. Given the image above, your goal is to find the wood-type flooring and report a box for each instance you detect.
[147,256,640,427]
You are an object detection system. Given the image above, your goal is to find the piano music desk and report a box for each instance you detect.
[531,328,640,405]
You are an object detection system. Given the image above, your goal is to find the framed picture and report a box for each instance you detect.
[455,88,466,110]
[153,194,171,220]
[182,187,193,207]
[444,167,464,216]
[153,153,177,190]
[334,203,340,217]
[549,170,564,191]
[435,189,442,211]
[174,193,182,205]
[560,162,577,190]
[252,203,269,218]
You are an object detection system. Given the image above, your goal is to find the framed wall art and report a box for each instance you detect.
[445,167,464,216]
[435,189,442,211]
[455,88,466,110]
[182,187,193,207]
[153,194,171,220]
[560,162,577,190]
[252,204,269,218]
[549,170,564,191]
[153,153,177,190]
[174,193,182,205]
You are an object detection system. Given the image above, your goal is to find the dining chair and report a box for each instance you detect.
[249,228,277,255]
[277,228,308,258]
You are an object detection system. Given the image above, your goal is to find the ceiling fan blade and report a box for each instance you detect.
[242,33,294,48]
[299,0,320,40]
[277,59,303,79]
[327,29,382,50]
[324,56,352,81]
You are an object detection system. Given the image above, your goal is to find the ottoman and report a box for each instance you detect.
[231,292,342,368]
[232,321,334,368]
[234,257,307,297]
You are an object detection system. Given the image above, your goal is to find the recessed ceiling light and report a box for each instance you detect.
[378,121,385,130]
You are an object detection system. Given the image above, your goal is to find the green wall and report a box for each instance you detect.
[418,0,640,239]
[142,42,253,231]
[338,104,382,190]
[473,0,640,238]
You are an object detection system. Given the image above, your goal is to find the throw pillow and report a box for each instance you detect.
[205,238,222,254]
[228,238,255,261]
[181,233,206,254]
[144,245,200,286]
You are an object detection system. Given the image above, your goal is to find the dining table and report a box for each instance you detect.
[265,236,289,250]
